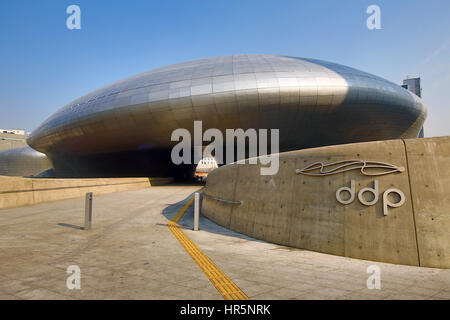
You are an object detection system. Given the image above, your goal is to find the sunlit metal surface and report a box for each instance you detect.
[0,146,52,177]
[27,55,427,178]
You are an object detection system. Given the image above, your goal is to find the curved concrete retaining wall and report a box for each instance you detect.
[0,177,173,209]
[202,137,450,269]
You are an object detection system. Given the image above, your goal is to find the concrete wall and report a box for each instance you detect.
[202,137,450,269]
[404,137,450,268]
[0,176,173,209]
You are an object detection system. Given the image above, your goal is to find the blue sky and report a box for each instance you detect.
[0,0,449,137]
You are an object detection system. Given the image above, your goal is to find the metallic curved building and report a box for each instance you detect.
[27,55,426,178]
[0,146,52,177]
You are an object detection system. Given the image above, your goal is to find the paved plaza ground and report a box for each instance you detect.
[0,185,449,300]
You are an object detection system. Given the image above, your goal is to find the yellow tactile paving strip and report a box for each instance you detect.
[168,196,249,300]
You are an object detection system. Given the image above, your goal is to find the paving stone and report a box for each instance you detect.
[0,186,449,300]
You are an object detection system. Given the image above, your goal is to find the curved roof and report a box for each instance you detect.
[0,146,52,176]
[28,54,427,154]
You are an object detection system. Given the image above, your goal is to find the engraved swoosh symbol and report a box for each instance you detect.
[295,160,405,176]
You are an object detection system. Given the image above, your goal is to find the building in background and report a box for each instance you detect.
[402,77,422,97]
[1,128,26,135]
[0,146,52,177]
[0,130,28,151]
[402,77,424,137]
[195,157,218,181]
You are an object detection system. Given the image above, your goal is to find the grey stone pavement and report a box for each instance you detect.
[0,185,449,300]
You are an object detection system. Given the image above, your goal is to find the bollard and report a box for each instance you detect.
[84,192,93,230]
[194,192,199,231]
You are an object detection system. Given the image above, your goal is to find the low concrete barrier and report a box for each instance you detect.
[0,176,173,209]
[202,137,450,269]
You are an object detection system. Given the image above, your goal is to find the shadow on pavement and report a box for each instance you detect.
[161,192,264,243]
[57,222,85,230]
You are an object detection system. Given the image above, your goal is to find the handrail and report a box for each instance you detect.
[203,193,243,205]
[0,137,26,142]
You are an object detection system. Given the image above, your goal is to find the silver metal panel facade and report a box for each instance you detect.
[0,146,52,177]
[26,55,427,177]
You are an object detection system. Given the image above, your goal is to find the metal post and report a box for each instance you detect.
[84,192,93,230]
[194,192,199,231]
